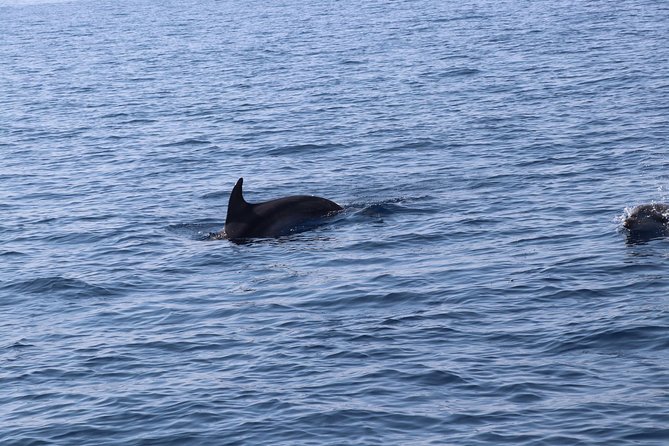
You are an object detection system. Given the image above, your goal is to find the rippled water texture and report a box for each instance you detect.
[2,0,669,444]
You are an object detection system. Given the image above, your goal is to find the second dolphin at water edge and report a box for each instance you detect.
[623,203,669,242]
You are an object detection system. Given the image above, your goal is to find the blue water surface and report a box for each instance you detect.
[1,0,669,444]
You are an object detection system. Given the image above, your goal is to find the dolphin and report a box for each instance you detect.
[623,203,669,241]
[222,178,342,240]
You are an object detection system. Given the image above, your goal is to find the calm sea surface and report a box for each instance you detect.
[2,0,669,444]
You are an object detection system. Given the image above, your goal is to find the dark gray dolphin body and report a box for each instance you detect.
[623,203,669,241]
[223,178,342,240]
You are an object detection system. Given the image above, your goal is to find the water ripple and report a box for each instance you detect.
[2,0,669,444]
[1,276,116,298]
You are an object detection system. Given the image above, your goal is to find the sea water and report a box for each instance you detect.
[1,0,668,444]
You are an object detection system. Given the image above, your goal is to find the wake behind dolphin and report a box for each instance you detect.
[221,178,342,241]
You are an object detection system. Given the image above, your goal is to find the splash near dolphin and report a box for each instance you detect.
[222,178,342,240]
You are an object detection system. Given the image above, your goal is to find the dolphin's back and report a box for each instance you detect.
[224,178,342,240]
[246,196,342,238]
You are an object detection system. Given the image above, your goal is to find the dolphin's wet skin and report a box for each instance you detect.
[220,178,343,241]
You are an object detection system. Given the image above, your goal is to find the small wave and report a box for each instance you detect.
[431,14,488,23]
[45,231,108,244]
[401,369,467,386]
[100,112,129,119]
[300,290,435,310]
[507,392,544,403]
[266,143,347,157]
[439,67,481,77]
[120,118,157,124]
[34,217,61,226]
[421,67,481,80]
[545,324,669,355]
[390,138,439,151]
[0,250,26,257]
[166,222,223,240]
[294,408,441,430]
[1,276,116,298]
[201,190,229,200]
[3,338,34,349]
[158,138,212,148]
[340,59,366,65]
[83,353,141,369]
[350,200,435,220]
[356,203,406,217]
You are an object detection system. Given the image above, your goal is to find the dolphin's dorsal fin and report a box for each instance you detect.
[230,177,247,206]
[226,178,249,223]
